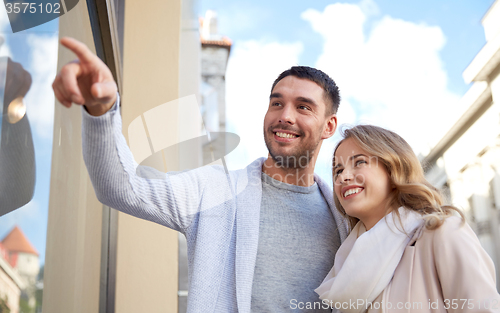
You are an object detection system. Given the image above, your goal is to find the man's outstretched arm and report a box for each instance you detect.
[81,95,215,233]
[52,38,231,233]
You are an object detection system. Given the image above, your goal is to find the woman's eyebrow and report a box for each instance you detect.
[349,154,366,161]
[333,154,367,169]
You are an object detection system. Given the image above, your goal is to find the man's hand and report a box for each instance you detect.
[2,58,32,104]
[1,58,32,124]
[52,37,117,116]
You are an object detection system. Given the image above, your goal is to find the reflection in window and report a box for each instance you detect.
[0,6,58,313]
[0,52,35,215]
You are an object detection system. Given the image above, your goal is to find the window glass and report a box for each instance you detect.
[0,6,58,313]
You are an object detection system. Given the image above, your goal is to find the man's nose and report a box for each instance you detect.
[278,105,295,125]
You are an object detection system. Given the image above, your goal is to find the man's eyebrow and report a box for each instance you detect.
[296,96,317,106]
[269,94,318,107]
[270,92,282,99]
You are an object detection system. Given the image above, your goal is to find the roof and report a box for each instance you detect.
[201,36,232,50]
[1,226,39,256]
[0,242,7,260]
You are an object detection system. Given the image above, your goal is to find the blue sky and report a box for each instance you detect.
[200,0,494,95]
[0,0,497,266]
[201,0,497,181]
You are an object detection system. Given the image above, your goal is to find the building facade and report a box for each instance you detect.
[423,0,500,290]
[0,226,39,313]
[200,10,232,166]
[0,243,23,313]
[177,8,231,313]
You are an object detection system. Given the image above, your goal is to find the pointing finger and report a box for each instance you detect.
[60,37,96,64]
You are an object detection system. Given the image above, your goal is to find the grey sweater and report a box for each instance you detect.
[251,172,341,312]
[82,98,348,313]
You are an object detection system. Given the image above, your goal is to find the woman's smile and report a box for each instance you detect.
[341,186,364,199]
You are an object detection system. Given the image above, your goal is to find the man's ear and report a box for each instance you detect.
[322,114,337,140]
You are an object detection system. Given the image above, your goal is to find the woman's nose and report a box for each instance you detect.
[340,170,354,183]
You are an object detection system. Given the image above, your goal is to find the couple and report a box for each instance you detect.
[53,37,500,312]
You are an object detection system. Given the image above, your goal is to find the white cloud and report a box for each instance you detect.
[24,34,58,139]
[0,3,11,34]
[0,38,12,58]
[224,40,303,169]
[302,0,464,155]
[0,7,13,59]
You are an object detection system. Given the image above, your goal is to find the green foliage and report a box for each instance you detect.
[37,266,44,282]
[0,295,10,313]
[35,287,43,313]
[19,297,33,313]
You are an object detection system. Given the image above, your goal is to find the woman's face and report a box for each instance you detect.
[333,138,395,230]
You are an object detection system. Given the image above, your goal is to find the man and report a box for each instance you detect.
[52,37,347,313]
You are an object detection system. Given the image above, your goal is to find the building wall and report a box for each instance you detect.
[201,46,229,132]
[0,266,20,313]
[115,0,182,312]
[201,46,230,165]
[482,0,500,42]
[44,0,184,312]
[43,1,104,312]
[14,252,39,284]
[178,0,202,311]
[424,0,500,290]
[14,252,39,308]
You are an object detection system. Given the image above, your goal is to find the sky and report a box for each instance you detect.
[199,0,496,185]
[0,0,497,266]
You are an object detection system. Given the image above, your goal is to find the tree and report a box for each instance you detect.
[0,295,11,313]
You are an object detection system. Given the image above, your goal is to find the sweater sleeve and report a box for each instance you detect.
[81,95,233,233]
[433,216,500,312]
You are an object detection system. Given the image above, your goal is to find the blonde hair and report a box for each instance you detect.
[333,125,464,231]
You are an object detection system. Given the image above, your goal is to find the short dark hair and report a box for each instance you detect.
[271,66,340,115]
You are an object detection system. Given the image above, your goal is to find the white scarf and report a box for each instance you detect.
[315,207,424,313]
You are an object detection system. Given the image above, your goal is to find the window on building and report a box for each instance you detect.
[0,6,57,313]
[468,195,477,223]
[490,178,497,210]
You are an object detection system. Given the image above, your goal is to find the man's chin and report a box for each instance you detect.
[270,153,301,168]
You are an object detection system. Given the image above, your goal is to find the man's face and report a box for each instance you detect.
[263,76,336,168]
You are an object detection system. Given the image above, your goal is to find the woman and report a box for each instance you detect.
[315,125,500,312]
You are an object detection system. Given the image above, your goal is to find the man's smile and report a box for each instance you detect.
[273,129,300,143]
[271,127,301,143]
